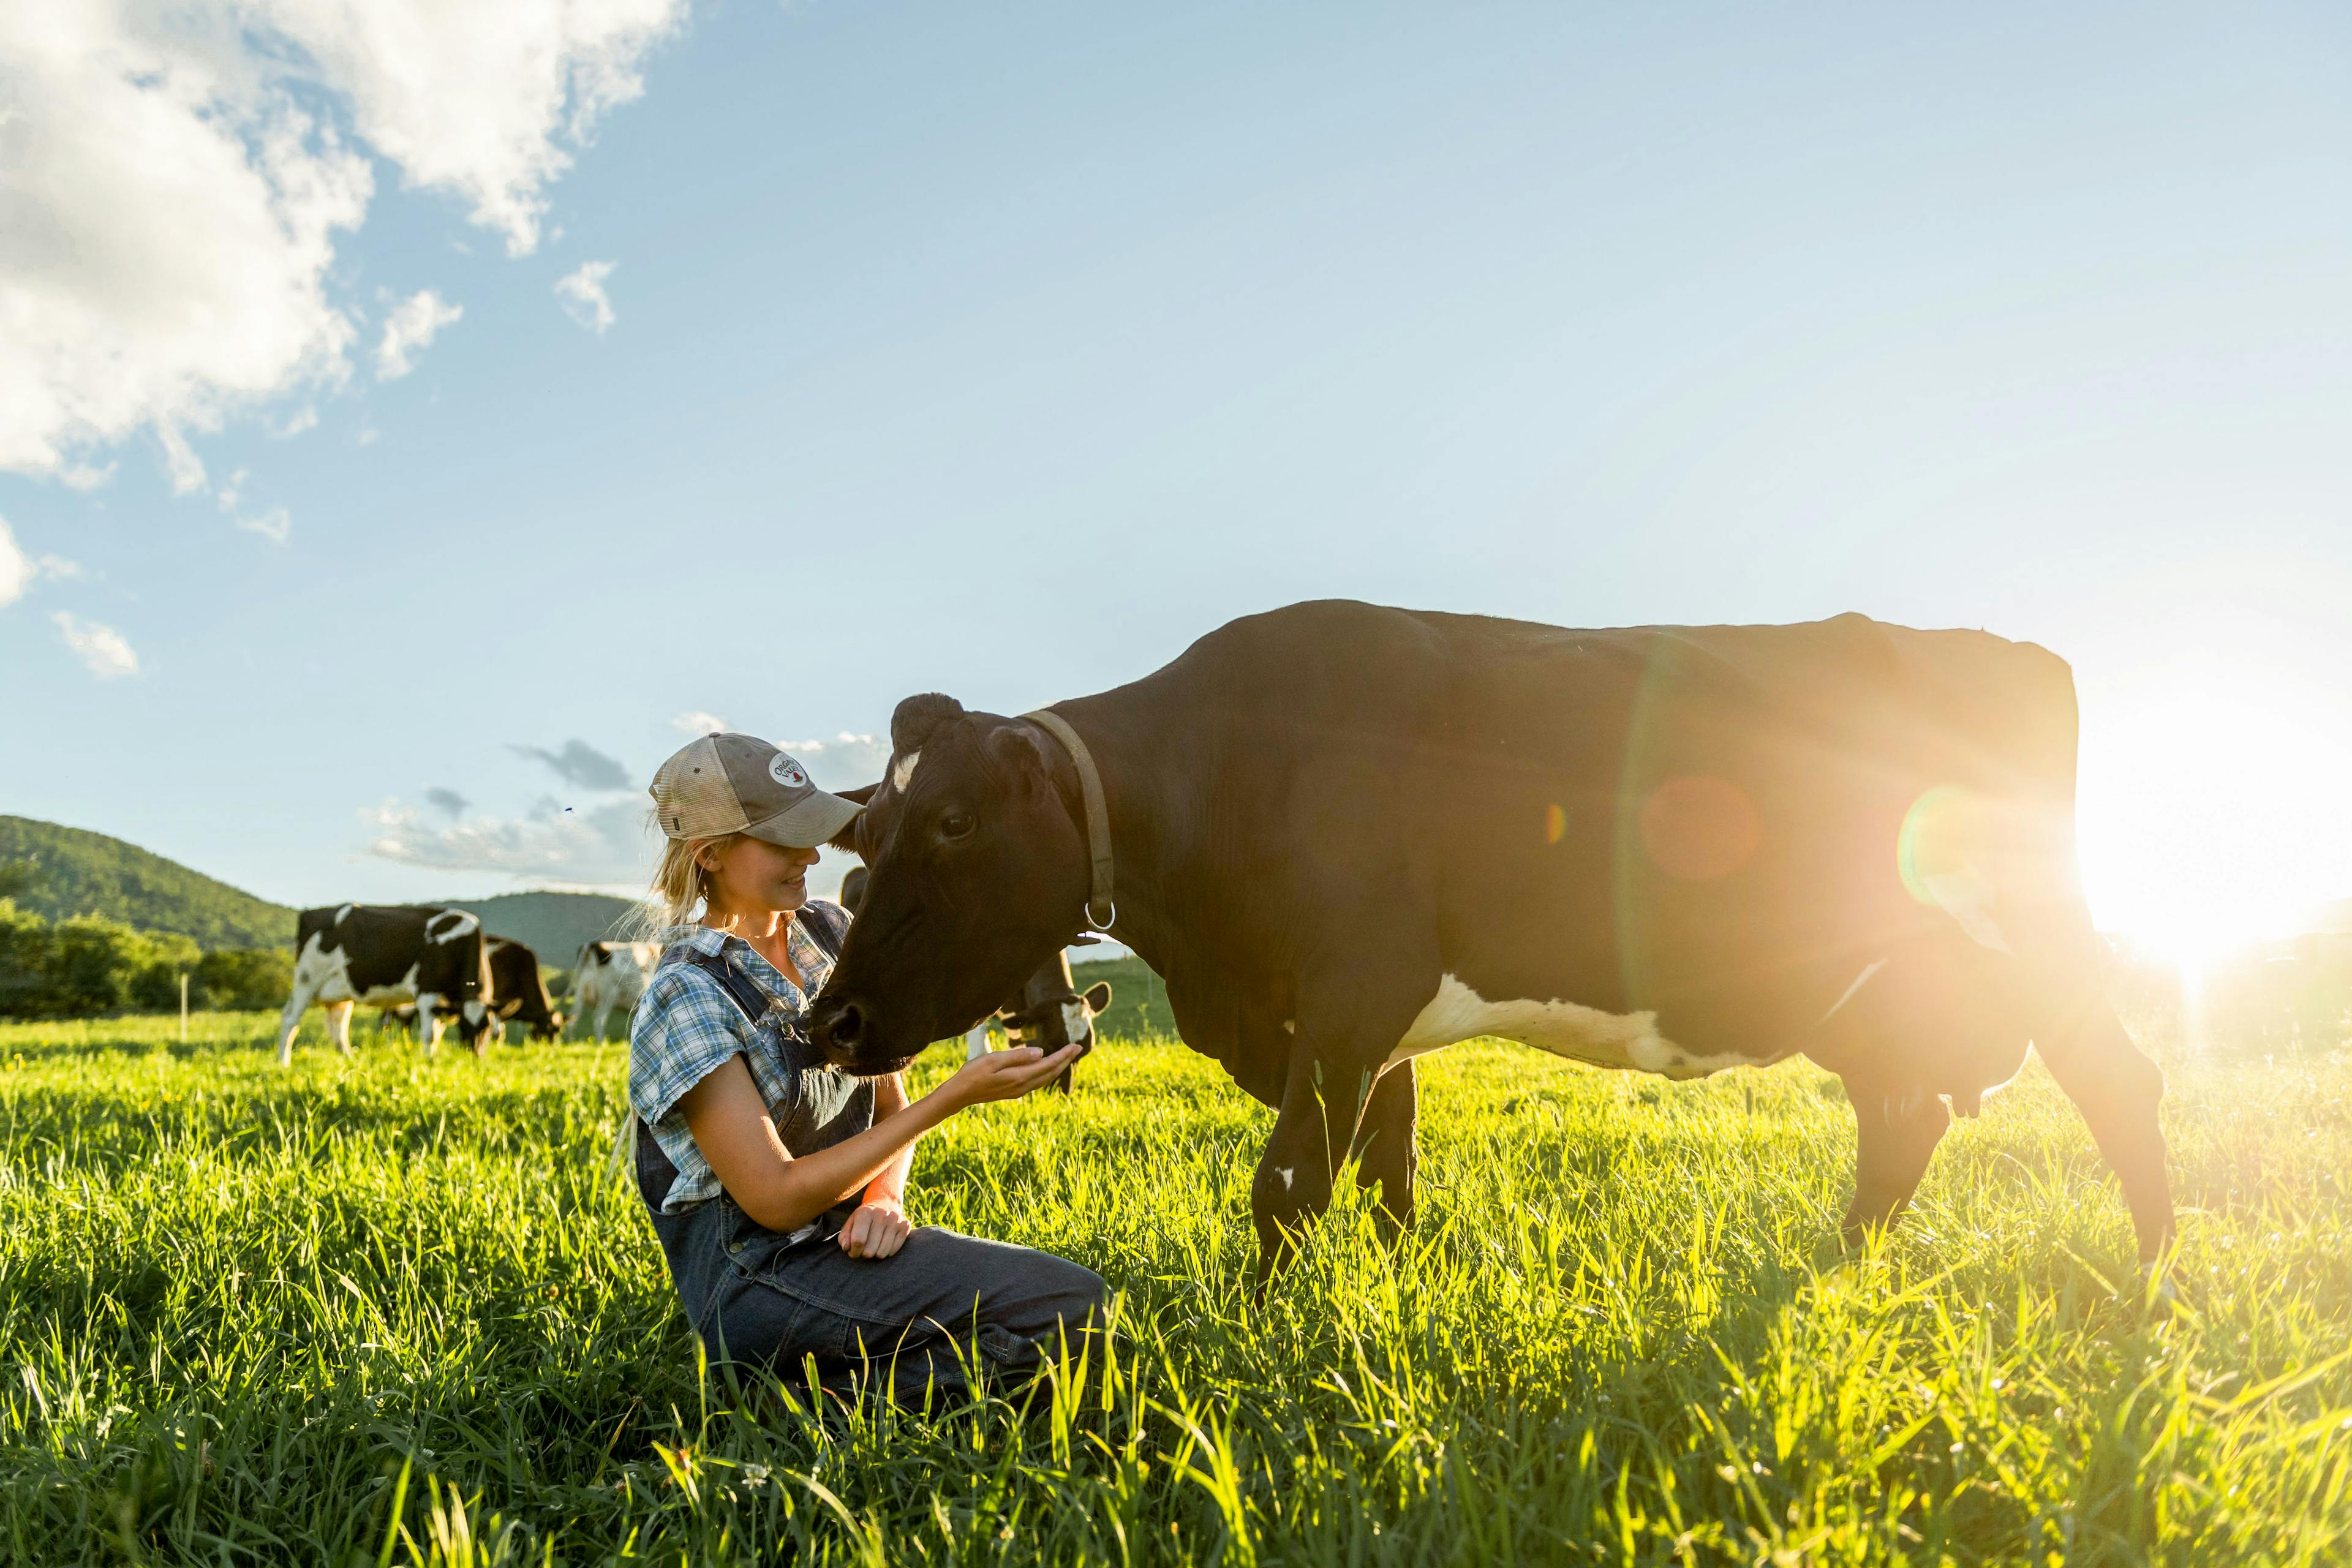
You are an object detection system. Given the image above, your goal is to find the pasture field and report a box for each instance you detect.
[1,1013,2346,1566]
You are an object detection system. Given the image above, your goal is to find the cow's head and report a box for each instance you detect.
[810,693,1093,1075]
[1001,951,1113,1052]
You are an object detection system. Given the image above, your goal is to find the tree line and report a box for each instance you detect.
[0,900,291,1019]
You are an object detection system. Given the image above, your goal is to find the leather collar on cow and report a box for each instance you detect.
[1022,707,1117,932]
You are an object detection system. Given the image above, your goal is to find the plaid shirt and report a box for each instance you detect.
[628,903,871,1216]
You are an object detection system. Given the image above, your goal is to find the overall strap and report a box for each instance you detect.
[682,948,771,1024]
[797,900,848,961]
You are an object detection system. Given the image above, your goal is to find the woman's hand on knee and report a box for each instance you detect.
[840,1197,913,1259]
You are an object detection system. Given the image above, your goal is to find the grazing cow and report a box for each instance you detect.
[838,832,1109,1093]
[484,937,564,1044]
[279,904,491,1064]
[377,939,562,1047]
[810,601,2175,1283]
[573,940,658,1040]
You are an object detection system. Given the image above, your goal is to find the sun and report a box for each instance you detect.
[2075,673,2352,969]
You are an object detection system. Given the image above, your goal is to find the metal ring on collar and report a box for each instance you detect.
[1086,899,1117,932]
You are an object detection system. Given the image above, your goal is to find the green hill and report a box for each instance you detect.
[0,816,296,951]
[443,891,642,967]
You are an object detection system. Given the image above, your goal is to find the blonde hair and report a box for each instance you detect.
[634,828,743,940]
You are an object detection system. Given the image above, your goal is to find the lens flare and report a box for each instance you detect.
[1543,802,1567,845]
[1896,785,1978,908]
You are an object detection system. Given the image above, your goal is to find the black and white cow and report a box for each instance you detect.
[573,940,659,1040]
[279,904,492,1064]
[484,937,564,1044]
[381,937,566,1047]
[810,601,2175,1283]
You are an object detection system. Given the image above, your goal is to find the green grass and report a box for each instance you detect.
[0,1013,2346,1566]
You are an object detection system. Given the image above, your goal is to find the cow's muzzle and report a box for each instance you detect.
[810,997,919,1076]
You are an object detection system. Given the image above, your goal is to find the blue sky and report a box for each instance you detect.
[3,1,2349,951]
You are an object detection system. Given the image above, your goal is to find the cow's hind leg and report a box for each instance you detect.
[1841,1080,1951,1248]
[2034,1003,2174,1266]
[322,1000,355,1054]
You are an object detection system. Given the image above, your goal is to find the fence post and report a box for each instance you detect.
[179,972,189,1042]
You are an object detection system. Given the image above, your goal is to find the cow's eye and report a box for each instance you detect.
[938,810,976,842]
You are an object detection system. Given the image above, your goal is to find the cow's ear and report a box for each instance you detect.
[1082,981,1112,1014]
[826,782,876,853]
[985,722,1055,780]
[891,693,966,754]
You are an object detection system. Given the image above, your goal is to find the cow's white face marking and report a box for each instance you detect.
[1820,960,1887,1025]
[891,750,921,792]
[1278,1167,1294,1190]
[1387,974,1772,1081]
[1060,1001,1091,1043]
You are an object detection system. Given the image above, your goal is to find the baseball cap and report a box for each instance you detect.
[650,733,864,849]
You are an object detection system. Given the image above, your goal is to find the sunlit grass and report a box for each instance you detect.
[0,1012,2346,1564]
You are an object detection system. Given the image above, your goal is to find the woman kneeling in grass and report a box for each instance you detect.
[628,731,1105,1403]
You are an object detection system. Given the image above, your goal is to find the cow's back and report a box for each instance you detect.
[1101,601,2086,1062]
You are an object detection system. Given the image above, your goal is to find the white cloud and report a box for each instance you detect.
[0,522,29,607]
[237,507,292,545]
[366,796,655,886]
[670,709,728,735]
[555,260,617,333]
[53,611,137,678]
[0,1,687,485]
[780,731,889,789]
[0,519,80,606]
[375,288,463,379]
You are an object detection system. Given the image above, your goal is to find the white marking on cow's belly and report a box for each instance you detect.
[1059,1001,1091,1044]
[1387,974,1768,1080]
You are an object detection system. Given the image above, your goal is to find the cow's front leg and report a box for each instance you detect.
[1252,985,1428,1284]
[274,986,314,1066]
[415,992,442,1056]
[1253,1047,1376,1287]
[1354,1058,1419,1240]
[1840,1078,1950,1247]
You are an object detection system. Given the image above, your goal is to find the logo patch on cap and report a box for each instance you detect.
[768,753,810,790]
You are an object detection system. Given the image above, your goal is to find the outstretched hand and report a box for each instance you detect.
[943,1041,1084,1106]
